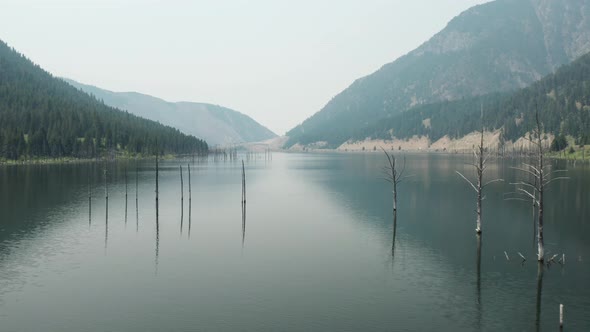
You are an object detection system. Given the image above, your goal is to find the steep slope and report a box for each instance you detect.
[287,0,590,148]
[65,79,277,146]
[352,51,590,146]
[0,40,207,160]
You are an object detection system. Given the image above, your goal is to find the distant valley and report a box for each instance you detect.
[65,79,277,147]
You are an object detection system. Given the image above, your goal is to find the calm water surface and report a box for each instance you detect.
[0,153,588,331]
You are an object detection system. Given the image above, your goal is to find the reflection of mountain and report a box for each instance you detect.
[0,165,93,245]
[305,153,589,330]
[0,163,137,265]
[308,154,587,262]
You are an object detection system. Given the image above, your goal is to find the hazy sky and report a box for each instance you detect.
[1,0,489,135]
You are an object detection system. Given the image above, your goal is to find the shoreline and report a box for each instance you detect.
[0,154,183,166]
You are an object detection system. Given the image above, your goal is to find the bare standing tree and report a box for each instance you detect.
[456,126,503,234]
[381,147,410,250]
[508,112,568,261]
[382,147,407,213]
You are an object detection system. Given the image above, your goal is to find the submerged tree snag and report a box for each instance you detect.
[381,147,408,213]
[456,124,503,234]
[507,111,568,262]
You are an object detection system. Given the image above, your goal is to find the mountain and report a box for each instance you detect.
[64,79,277,146]
[286,0,590,148]
[0,40,207,160]
[350,51,590,147]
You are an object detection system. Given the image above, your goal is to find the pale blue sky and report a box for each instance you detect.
[1,0,489,135]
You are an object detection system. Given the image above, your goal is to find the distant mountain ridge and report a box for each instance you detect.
[64,79,277,146]
[286,0,590,148]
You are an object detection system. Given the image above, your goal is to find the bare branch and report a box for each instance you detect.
[521,162,541,175]
[510,166,538,178]
[382,177,394,184]
[516,188,538,204]
[456,171,478,192]
[505,197,534,203]
[396,156,407,181]
[510,181,540,191]
[544,177,570,187]
[483,179,504,187]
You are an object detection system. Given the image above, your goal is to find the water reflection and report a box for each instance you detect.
[1,154,589,331]
[136,202,139,233]
[242,201,246,248]
[136,161,139,233]
[180,165,184,235]
[391,211,397,256]
[535,262,544,331]
[476,234,482,329]
[188,200,192,238]
[88,164,92,226]
[104,163,109,251]
[180,201,184,236]
[155,202,160,275]
[241,160,247,248]
[104,205,109,251]
[125,192,128,227]
[188,163,192,238]
[125,167,128,227]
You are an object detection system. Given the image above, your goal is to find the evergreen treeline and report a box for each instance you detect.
[0,40,208,161]
[351,52,590,147]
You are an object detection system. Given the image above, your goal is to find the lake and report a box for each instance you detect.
[0,153,588,331]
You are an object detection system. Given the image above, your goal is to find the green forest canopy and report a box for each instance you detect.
[0,40,208,160]
[349,52,590,148]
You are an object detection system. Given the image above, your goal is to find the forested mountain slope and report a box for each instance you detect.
[0,40,208,160]
[352,51,590,146]
[287,0,590,148]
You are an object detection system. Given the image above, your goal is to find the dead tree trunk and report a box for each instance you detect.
[104,161,108,217]
[456,126,503,234]
[509,112,568,262]
[104,161,109,249]
[476,129,484,233]
[382,148,408,249]
[135,159,139,232]
[241,160,246,205]
[155,153,159,220]
[88,164,92,225]
[125,165,128,225]
[188,163,192,237]
[241,160,247,246]
[180,165,184,234]
[537,128,545,261]
[382,148,405,213]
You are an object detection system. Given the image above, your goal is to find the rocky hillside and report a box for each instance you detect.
[349,51,590,150]
[65,79,277,146]
[286,0,590,148]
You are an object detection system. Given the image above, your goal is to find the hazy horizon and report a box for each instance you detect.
[1,0,490,135]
